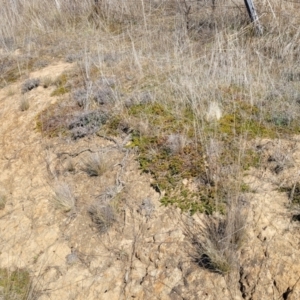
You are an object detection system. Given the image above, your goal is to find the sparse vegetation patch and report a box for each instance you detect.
[0,268,31,300]
[36,102,77,137]
[121,101,219,214]
[36,72,114,138]
[102,99,267,214]
[69,110,109,139]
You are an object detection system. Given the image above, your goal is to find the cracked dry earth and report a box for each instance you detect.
[1,62,300,299]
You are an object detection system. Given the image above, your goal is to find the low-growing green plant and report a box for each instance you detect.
[99,84,300,216]
[240,182,251,193]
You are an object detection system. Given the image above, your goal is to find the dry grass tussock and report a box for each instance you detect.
[53,181,76,213]
[1,0,300,274]
[185,193,248,274]
[88,184,123,233]
[81,152,108,177]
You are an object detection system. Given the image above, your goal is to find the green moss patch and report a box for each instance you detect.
[216,101,273,138]
[217,100,300,139]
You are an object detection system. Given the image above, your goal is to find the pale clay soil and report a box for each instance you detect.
[1,61,300,299]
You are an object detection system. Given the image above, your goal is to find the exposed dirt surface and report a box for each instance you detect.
[1,62,300,299]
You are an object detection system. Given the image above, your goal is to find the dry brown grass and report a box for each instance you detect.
[53,182,76,212]
[19,96,29,111]
[185,194,248,274]
[81,152,108,177]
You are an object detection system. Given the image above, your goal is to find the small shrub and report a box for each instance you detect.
[66,250,79,265]
[292,214,300,222]
[21,78,40,94]
[72,85,114,107]
[240,182,251,193]
[270,113,291,127]
[53,182,76,212]
[68,110,108,139]
[285,72,300,82]
[82,153,107,177]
